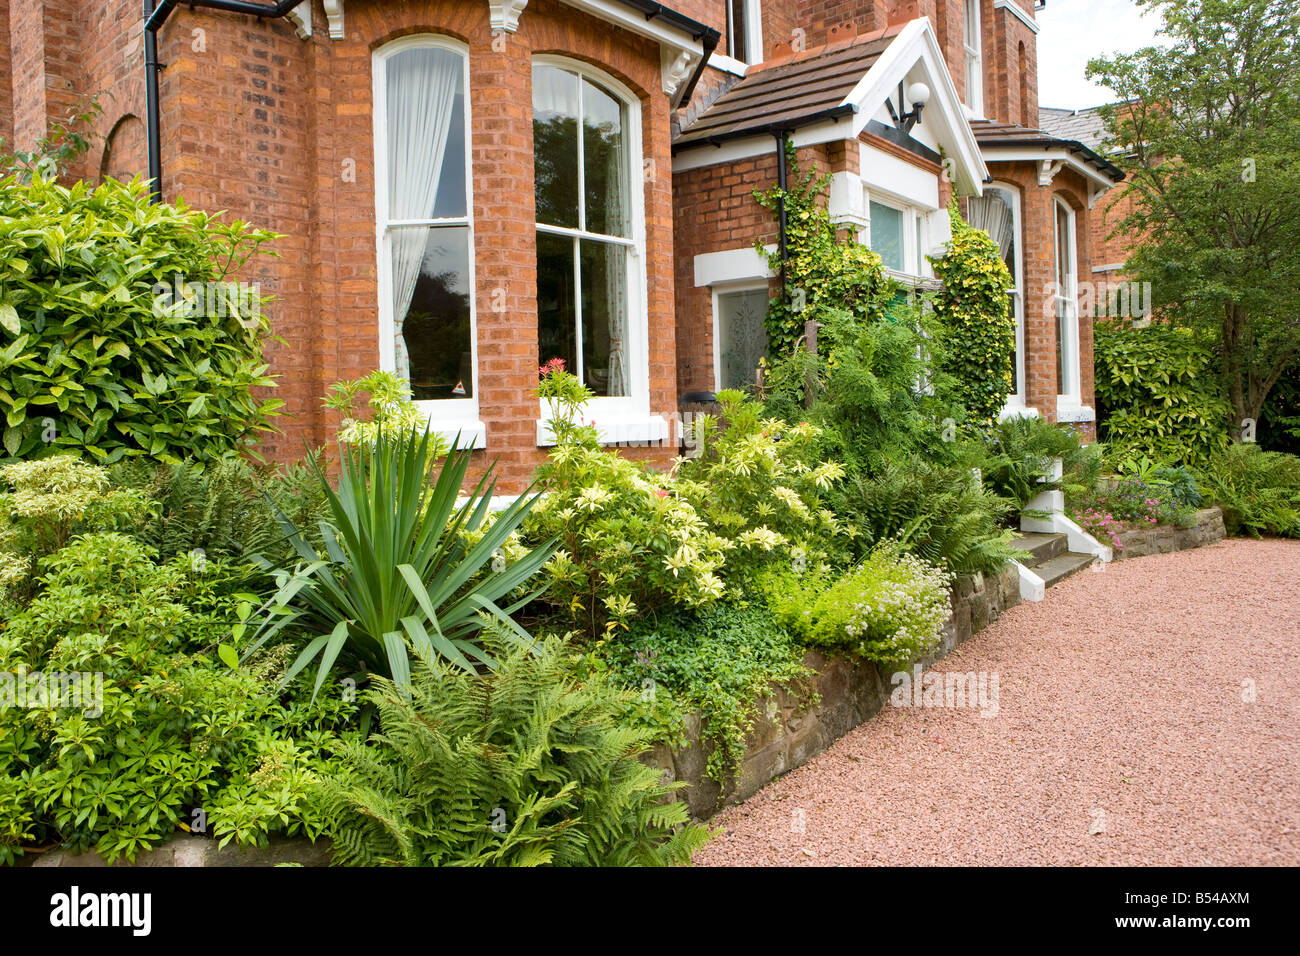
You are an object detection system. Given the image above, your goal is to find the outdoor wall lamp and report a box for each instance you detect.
[888,81,931,135]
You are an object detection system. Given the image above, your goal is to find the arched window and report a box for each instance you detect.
[968,183,1027,413]
[1054,197,1081,404]
[372,37,480,441]
[533,58,647,422]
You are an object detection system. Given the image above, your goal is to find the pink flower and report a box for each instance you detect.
[538,357,566,378]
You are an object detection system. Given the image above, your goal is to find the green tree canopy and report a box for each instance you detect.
[1088,0,1300,434]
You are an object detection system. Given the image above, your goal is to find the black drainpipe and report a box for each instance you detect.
[144,0,303,203]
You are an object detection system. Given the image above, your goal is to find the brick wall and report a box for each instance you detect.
[0,3,13,148]
[19,0,681,491]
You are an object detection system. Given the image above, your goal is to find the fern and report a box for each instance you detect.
[316,634,710,867]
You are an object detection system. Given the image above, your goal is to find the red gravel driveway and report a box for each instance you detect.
[695,538,1300,866]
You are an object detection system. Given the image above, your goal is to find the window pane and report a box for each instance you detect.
[583,79,629,238]
[537,232,577,375]
[533,66,580,229]
[579,239,629,397]
[870,201,905,272]
[386,46,466,221]
[396,225,473,401]
[718,289,769,391]
[729,0,748,61]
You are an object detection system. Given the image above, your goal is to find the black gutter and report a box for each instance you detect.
[612,0,719,107]
[775,131,788,301]
[975,131,1125,182]
[144,0,302,203]
[672,103,857,153]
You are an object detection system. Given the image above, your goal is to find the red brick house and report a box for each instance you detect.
[0,0,1121,488]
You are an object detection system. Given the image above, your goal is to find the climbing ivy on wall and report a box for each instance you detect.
[753,146,895,357]
[928,203,1017,432]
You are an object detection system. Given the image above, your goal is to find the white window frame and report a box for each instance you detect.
[711,280,770,393]
[983,183,1035,419]
[1053,197,1083,409]
[726,0,764,66]
[963,0,984,119]
[862,189,932,283]
[532,56,662,447]
[372,36,485,448]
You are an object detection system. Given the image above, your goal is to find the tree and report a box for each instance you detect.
[1088,0,1300,436]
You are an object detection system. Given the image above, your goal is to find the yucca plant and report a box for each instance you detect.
[244,427,556,697]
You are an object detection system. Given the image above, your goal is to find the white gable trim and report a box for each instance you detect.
[840,18,986,196]
[980,146,1118,203]
[993,0,1041,35]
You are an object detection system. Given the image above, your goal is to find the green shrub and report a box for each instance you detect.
[1094,320,1232,464]
[529,367,726,636]
[765,542,953,666]
[831,456,1023,575]
[0,455,147,606]
[0,174,284,463]
[110,454,331,567]
[982,415,1098,507]
[601,603,812,785]
[752,146,896,355]
[1195,443,1300,537]
[929,202,1017,432]
[0,532,354,865]
[247,427,555,694]
[675,389,844,584]
[316,636,709,866]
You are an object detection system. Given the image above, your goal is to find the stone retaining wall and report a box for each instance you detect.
[20,834,331,868]
[647,563,1023,819]
[1112,507,1226,561]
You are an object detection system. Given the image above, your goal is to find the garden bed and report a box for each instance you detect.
[647,564,1021,819]
[1110,507,1226,560]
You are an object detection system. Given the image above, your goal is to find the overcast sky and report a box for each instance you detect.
[1035,0,1167,110]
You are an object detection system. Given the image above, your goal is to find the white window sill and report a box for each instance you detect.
[429,420,487,450]
[999,401,1039,422]
[536,414,670,448]
[708,53,749,77]
[1055,399,1095,423]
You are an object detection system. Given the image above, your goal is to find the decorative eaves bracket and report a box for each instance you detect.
[662,47,699,99]
[322,0,344,39]
[1038,158,1065,186]
[489,0,530,32]
[285,1,312,39]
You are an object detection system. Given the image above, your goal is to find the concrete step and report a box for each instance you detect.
[1035,551,1098,588]
[1011,532,1068,565]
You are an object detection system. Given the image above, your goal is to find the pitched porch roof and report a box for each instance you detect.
[972,119,1125,185]
[672,18,988,196]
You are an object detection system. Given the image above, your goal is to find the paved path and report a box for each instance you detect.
[695,538,1300,866]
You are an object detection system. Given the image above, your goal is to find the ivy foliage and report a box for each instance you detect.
[929,202,1016,432]
[0,174,283,464]
[1094,319,1232,464]
[753,145,896,355]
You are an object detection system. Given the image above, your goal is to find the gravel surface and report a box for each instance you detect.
[694,538,1300,866]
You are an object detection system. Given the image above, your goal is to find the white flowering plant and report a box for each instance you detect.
[675,389,845,587]
[764,540,953,666]
[528,363,727,638]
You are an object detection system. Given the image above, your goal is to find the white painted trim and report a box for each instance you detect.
[1093,262,1126,273]
[962,0,984,118]
[999,400,1040,421]
[693,246,775,287]
[533,56,652,424]
[993,0,1041,35]
[841,18,988,196]
[431,419,488,450]
[1053,196,1082,405]
[672,133,775,173]
[708,52,749,77]
[322,0,344,39]
[859,140,940,209]
[536,413,670,447]
[980,146,1117,193]
[1055,398,1096,423]
[558,0,706,68]
[1014,560,1045,602]
[488,0,530,33]
[1020,513,1112,563]
[286,1,312,39]
[372,37,481,430]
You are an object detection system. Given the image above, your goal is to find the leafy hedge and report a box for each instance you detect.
[0,174,282,464]
[929,203,1016,431]
[1094,320,1231,464]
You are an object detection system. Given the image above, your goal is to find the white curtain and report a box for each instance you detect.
[967,189,1015,268]
[604,131,629,397]
[387,48,461,383]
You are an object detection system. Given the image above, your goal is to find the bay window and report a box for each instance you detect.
[373,37,481,443]
[865,192,930,280]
